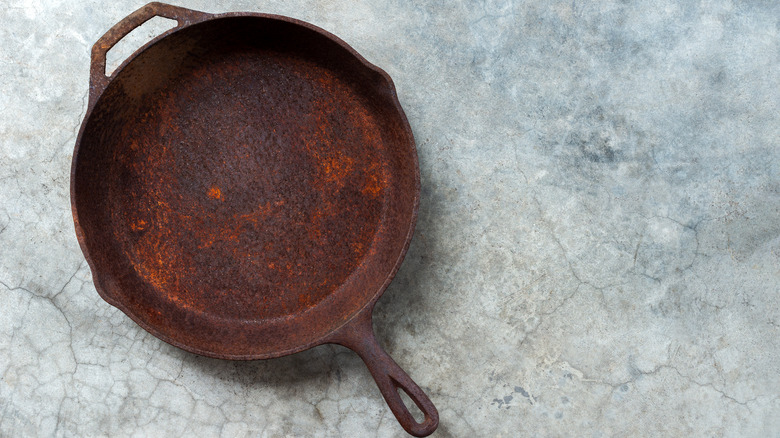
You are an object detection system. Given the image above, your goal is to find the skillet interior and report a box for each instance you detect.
[72,16,418,359]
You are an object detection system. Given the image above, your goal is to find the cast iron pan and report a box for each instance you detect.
[70,3,438,436]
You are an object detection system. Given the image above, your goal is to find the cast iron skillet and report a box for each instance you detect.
[70,3,438,436]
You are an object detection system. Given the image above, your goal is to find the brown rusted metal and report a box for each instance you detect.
[70,3,437,436]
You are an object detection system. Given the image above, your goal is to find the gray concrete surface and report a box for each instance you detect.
[1,1,778,436]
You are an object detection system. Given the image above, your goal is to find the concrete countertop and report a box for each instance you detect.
[1,1,778,436]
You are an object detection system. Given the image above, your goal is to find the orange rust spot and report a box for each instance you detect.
[362,174,382,197]
[130,219,148,231]
[322,154,354,183]
[297,292,315,308]
[207,186,223,200]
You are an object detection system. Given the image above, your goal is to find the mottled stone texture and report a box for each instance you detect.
[1,1,778,436]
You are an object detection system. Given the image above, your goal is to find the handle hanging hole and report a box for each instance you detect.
[104,16,178,76]
[397,386,425,424]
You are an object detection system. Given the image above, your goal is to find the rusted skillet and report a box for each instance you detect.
[70,3,437,436]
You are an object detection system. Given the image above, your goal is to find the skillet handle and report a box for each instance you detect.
[89,2,210,104]
[327,308,439,437]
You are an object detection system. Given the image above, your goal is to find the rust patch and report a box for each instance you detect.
[207,186,223,200]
